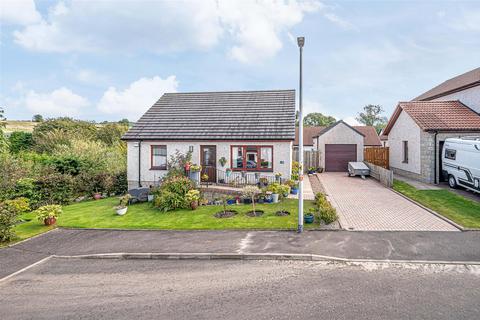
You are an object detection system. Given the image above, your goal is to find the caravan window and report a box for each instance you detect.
[445,149,456,160]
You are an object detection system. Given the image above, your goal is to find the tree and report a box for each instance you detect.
[299,112,336,127]
[96,123,129,145]
[32,114,43,122]
[356,104,388,133]
[118,118,130,126]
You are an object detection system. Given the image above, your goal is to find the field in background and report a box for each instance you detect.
[4,120,38,133]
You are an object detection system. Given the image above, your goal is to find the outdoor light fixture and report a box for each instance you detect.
[189,146,194,152]
[297,36,305,48]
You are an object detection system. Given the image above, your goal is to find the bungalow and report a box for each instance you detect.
[122,90,296,189]
[383,67,480,184]
[293,123,382,171]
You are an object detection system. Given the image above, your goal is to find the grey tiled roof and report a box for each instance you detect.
[122,90,296,140]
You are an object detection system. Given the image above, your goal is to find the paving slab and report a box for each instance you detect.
[318,172,459,231]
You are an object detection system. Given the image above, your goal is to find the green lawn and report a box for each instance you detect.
[393,180,480,229]
[7,198,315,245]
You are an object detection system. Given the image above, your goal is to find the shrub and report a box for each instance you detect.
[35,171,76,206]
[3,197,30,214]
[291,161,301,181]
[154,190,186,212]
[266,182,281,194]
[35,204,62,222]
[96,123,129,145]
[0,201,19,242]
[321,207,338,224]
[112,171,128,195]
[314,192,338,224]
[153,175,195,211]
[9,131,33,153]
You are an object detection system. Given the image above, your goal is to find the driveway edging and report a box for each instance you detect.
[51,252,480,266]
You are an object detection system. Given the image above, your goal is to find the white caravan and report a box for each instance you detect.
[442,137,480,194]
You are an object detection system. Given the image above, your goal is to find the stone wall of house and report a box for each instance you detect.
[127,140,293,189]
[401,131,480,184]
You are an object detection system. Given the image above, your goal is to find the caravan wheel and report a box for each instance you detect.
[448,175,457,189]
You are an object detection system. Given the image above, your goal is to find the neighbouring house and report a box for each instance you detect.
[122,90,296,189]
[383,67,480,184]
[293,122,381,172]
[383,101,480,184]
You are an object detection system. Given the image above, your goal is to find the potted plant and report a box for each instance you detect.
[36,204,62,226]
[226,197,236,205]
[279,184,290,198]
[308,167,317,175]
[185,189,200,210]
[201,173,209,186]
[189,164,202,184]
[317,167,324,173]
[93,189,102,200]
[219,157,227,167]
[267,183,280,203]
[115,194,132,215]
[304,207,315,224]
[226,168,232,178]
[265,191,273,203]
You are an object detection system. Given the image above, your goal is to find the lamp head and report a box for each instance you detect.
[297,37,305,48]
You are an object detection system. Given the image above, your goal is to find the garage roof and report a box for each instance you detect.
[295,123,382,146]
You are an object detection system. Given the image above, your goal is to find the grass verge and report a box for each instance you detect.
[393,180,480,229]
[4,198,315,246]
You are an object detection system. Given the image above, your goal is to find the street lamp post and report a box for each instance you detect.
[297,36,304,233]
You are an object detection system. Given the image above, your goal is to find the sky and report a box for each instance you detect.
[1,0,479,124]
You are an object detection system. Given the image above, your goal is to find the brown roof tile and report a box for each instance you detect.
[353,126,382,146]
[383,100,480,135]
[415,67,480,100]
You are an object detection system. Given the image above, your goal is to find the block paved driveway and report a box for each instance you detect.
[317,173,459,231]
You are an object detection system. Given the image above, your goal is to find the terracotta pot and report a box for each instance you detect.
[93,193,102,200]
[44,217,57,226]
[190,201,199,210]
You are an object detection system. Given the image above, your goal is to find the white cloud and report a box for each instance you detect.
[12,0,321,63]
[97,75,178,119]
[323,12,355,30]
[0,0,41,25]
[22,87,89,117]
[342,116,360,126]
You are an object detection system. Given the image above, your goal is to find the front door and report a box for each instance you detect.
[200,145,217,183]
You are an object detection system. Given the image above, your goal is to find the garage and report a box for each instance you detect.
[325,144,357,172]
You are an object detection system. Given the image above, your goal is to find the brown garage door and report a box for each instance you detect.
[325,144,357,172]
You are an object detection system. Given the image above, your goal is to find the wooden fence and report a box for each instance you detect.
[364,147,389,169]
[293,150,320,172]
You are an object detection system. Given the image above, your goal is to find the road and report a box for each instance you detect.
[1,258,479,320]
[3,228,480,279]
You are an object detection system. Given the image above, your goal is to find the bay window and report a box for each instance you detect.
[230,145,273,171]
[151,145,167,170]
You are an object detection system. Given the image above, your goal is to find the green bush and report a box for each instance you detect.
[153,176,195,211]
[35,171,76,206]
[315,192,338,224]
[3,197,30,214]
[321,207,338,224]
[35,204,62,222]
[154,190,186,212]
[8,131,33,153]
[0,201,19,242]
